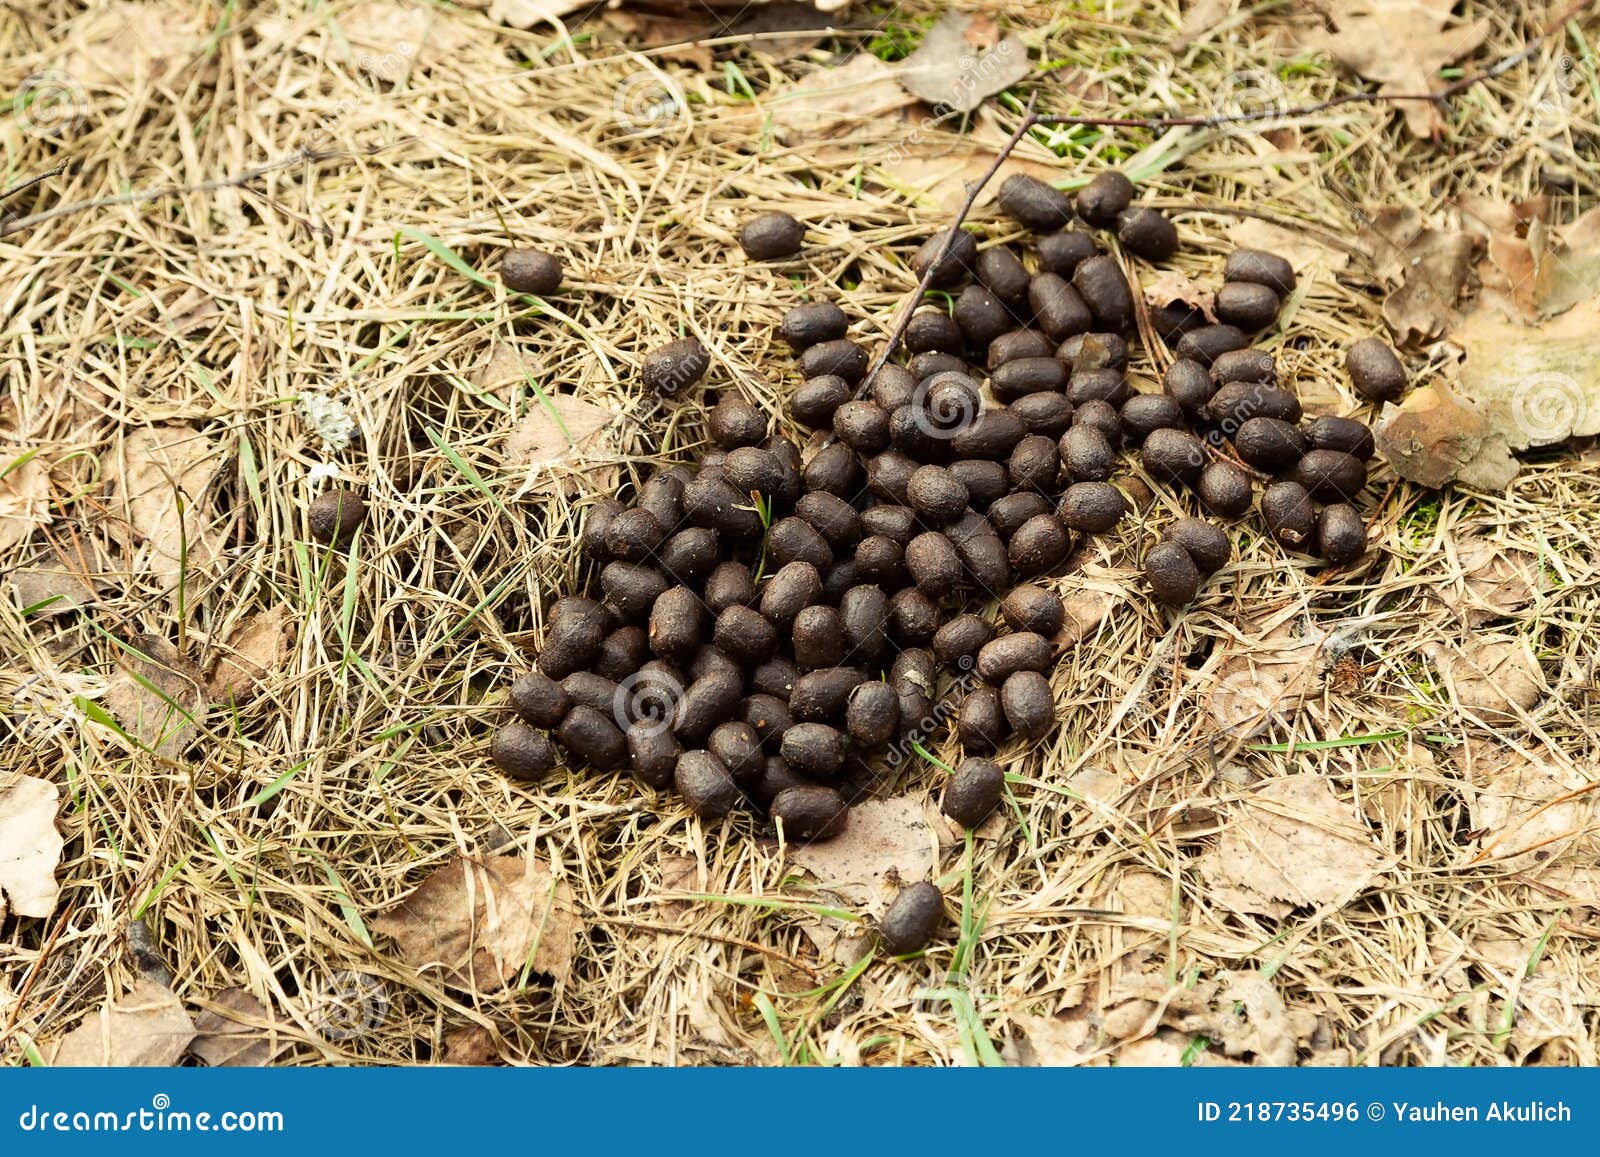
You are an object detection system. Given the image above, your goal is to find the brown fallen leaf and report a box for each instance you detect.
[766,54,918,144]
[66,0,207,86]
[502,394,620,495]
[101,634,208,757]
[373,854,581,992]
[1428,636,1544,722]
[1173,0,1235,50]
[1463,742,1595,872]
[488,0,588,29]
[1142,269,1216,323]
[1206,620,1326,738]
[1303,0,1491,139]
[1200,774,1387,913]
[1168,971,1318,1066]
[0,446,49,557]
[1116,1026,1246,1066]
[1007,1008,1098,1066]
[0,775,63,921]
[1226,217,1350,282]
[189,988,291,1067]
[106,425,224,584]
[1057,585,1119,649]
[787,793,941,914]
[443,1024,502,1065]
[46,977,197,1066]
[1360,206,1480,346]
[207,605,293,705]
[1373,382,1518,491]
[895,12,1031,114]
[1445,526,1542,626]
[1452,300,1600,451]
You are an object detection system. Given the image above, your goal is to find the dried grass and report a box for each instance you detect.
[2,0,1598,1067]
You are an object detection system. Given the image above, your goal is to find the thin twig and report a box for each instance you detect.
[0,163,65,204]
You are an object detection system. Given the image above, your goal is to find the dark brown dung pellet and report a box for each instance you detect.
[889,587,941,646]
[1145,541,1202,606]
[723,446,782,495]
[1072,255,1135,331]
[878,881,945,955]
[1028,273,1093,341]
[831,400,891,454]
[1286,449,1367,504]
[933,614,994,670]
[643,337,710,396]
[999,173,1075,231]
[1176,324,1248,366]
[1140,428,1207,487]
[957,686,1009,753]
[1148,298,1208,344]
[976,631,1053,684]
[637,472,684,529]
[675,750,742,817]
[840,584,890,664]
[949,459,1009,508]
[1075,170,1134,227]
[1008,434,1060,493]
[625,722,681,788]
[1207,381,1303,428]
[1234,417,1307,472]
[648,586,704,663]
[1008,513,1072,574]
[1067,368,1131,408]
[950,513,1012,591]
[854,535,905,588]
[988,493,1052,540]
[790,375,850,429]
[911,229,979,288]
[771,785,850,842]
[1318,504,1368,565]
[1010,392,1074,437]
[1210,348,1277,386]
[707,396,767,449]
[1060,423,1116,482]
[1058,481,1126,533]
[751,657,800,701]
[501,249,563,295]
[492,722,558,781]
[309,489,366,546]
[1058,331,1128,372]
[991,357,1067,401]
[601,562,669,621]
[943,756,1006,827]
[906,465,970,524]
[1037,229,1098,277]
[556,704,628,770]
[1304,415,1376,460]
[536,607,607,679]
[800,338,869,383]
[1213,281,1280,332]
[1345,337,1407,402]
[510,671,570,729]
[907,307,964,355]
[954,285,1014,347]
[1001,670,1055,739]
[796,491,861,549]
[845,681,900,748]
[1119,393,1187,445]
[759,561,822,626]
[779,302,848,350]
[950,409,1028,460]
[708,720,765,787]
[1001,584,1065,636]
[672,667,742,744]
[742,694,794,752]
[1163,358,1214,418]
[780,722,848,779]
[1116,207,1179,262]
[703,561,755,613]
[580,500,621,560]
[1225,247,1295,294]
[1261,481,1316,549]
[906,531,963,598]
[860,504,919,545]
[988,328,1055,369]
[908,351,968,381]
[975,247,1031,306]
[1164,518,1230,575]
[792,605,846,670]
[1196,461,1253,518]
[791,667,866,724]
[713,604,778,666]
[739,211,805,260]
[753,756,806,806]
[803,442,865,497]
[604,507,665,562]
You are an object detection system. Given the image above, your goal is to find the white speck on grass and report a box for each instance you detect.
[307,462,342,486]
[299,392,359,450]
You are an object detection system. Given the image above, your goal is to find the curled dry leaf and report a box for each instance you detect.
[1167,971,1318,1067]
[1373,383,1518,491]
[1142,269,1216,324]
[337,1,430,82]
[0,775,63,921]
[106,425,225,584]
[1303,0,1491,139]
[0,447,49,556]
[372,854,581,992]
[1199,774,1387,914]
[1428,636,1544,722]
[1463,742,1595,872]
[101,634,208,757]
[895,12,1032,114]
[1359,206,1479,346]
[189,988,291,1067]
[443,1024,501,1065]
[207,605,293,705]
[45,977,197,1067]
[1452,300,1600,452]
